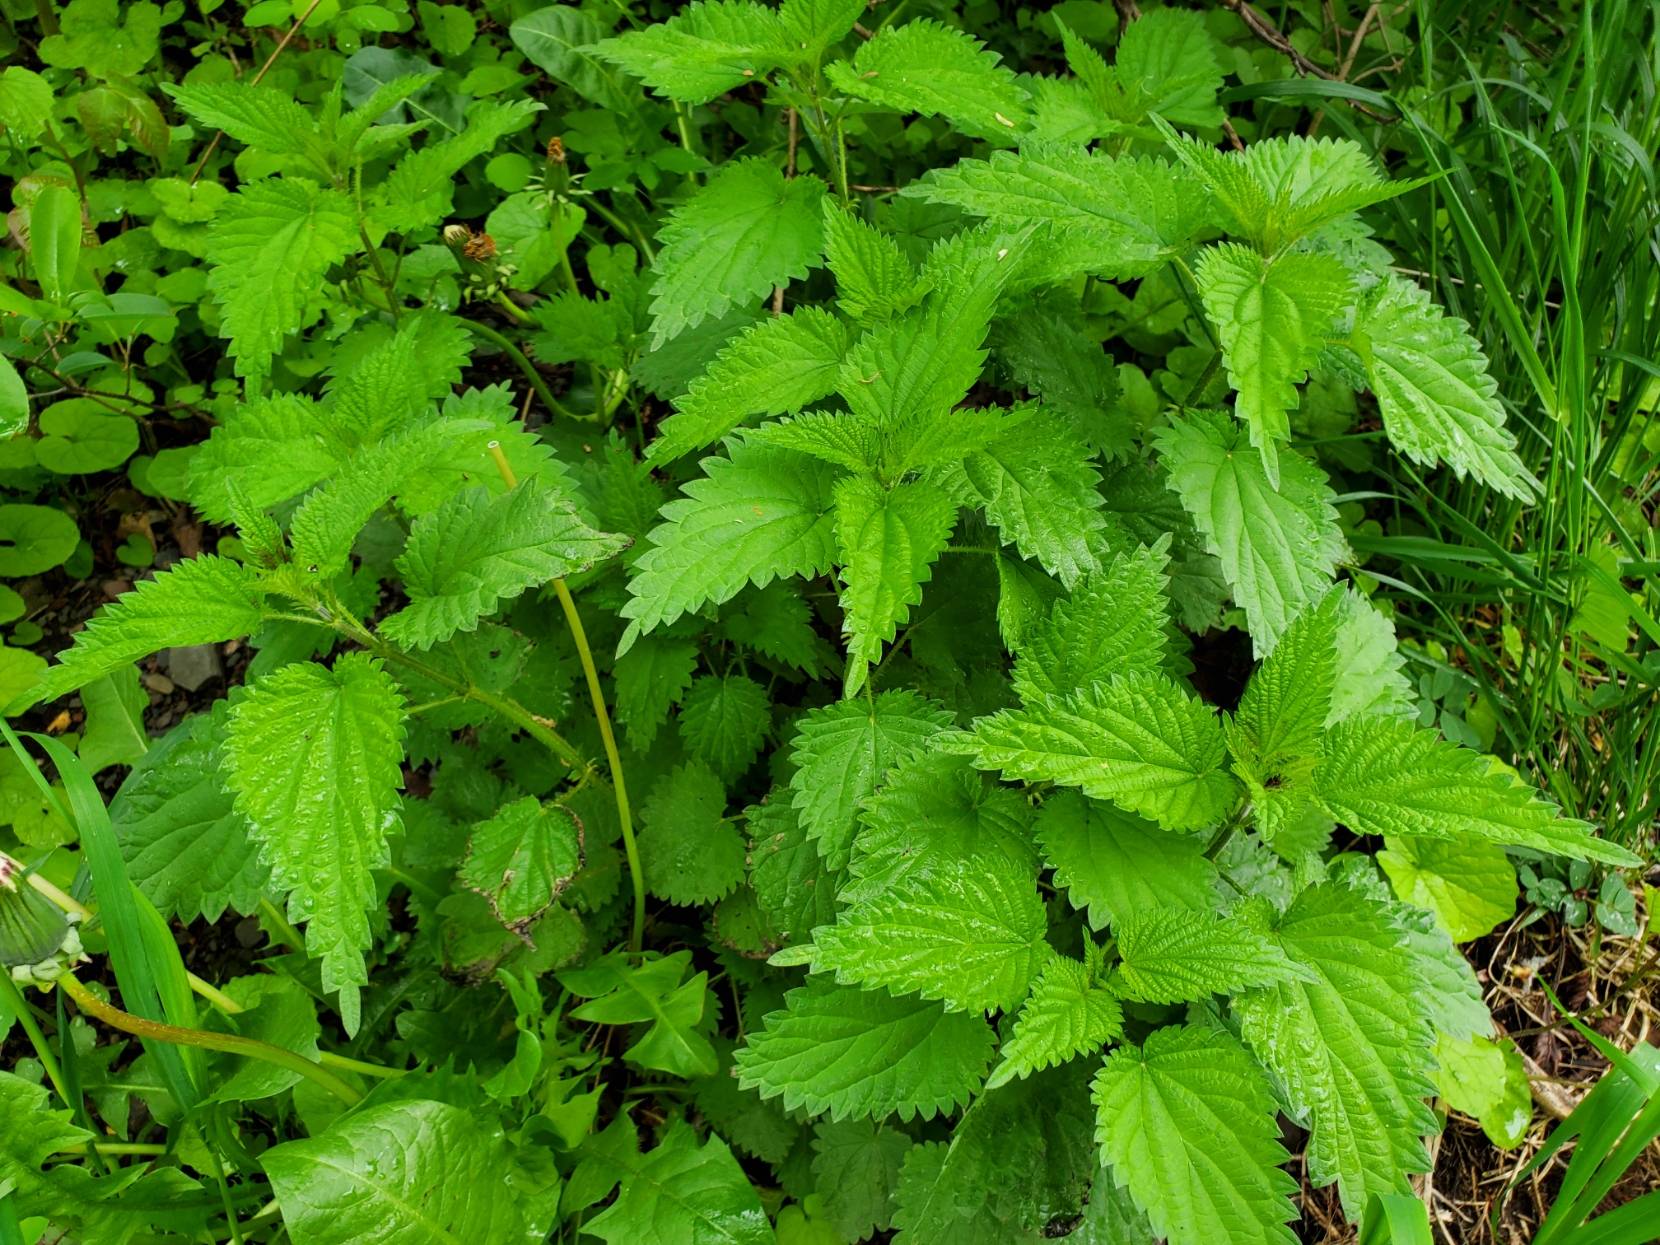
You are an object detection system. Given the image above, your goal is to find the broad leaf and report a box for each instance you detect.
[792,858,1050,1012]
[382,479,628,649]
[223,653,406,1034]
[735,980,995,1121]
[647,158,826,344]
[1197,243,1351,482]
[1157,409,1346,655]
[648,307,851,464]
[262,1100,552,1243]
[622,440,840,649]
[944,673,1238,832]
[1355,274,1539,500]
[1114,905,1312,1004]
[825,20,1028,142]
[37,555,266,700]
[986,954,1123,1088]
[834,475,957,694]
[1315,714,1639,864]
[787,690,953,869]
[1033,791,1220,930]
[1092,1026,1298,1245]
[1236,883,1438,1218]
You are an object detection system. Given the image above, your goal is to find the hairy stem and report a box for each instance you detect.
[463,319,589,424]
[58,974,362,1107]
[487,443,646,955]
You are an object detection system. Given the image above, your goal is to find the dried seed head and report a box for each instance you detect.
[546,136,566,164]
[442,223,471,248]
[462,232,498,262]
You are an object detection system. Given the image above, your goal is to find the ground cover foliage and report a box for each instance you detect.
[0,1,1656,1243]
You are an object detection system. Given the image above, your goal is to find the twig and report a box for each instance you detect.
[189,0,324,185]
[1222,0,1337,79]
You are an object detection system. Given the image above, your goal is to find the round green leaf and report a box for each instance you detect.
[485,151,531,192]
[0,354,27,438]
[1378,835,1517,942]
[0,584,24,624]
[0,503,79,575]
[35,399,140,473]
[0,644,47,715]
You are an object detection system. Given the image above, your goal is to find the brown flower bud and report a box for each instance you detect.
[547,136,566,165]
[463,232,498,262]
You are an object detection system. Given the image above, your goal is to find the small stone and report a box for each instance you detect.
[142,672,175,695]
[165,644,223,693]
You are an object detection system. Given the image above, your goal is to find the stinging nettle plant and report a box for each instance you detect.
[4,2,1642,1243]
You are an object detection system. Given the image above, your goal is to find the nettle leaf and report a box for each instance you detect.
[1226,591,1341,839]
[647,307,851,464]
[0,1071,212,1243]
[459,796,582,928]
[381,479,629,650]
[834,475,958,694]
[788,690,954,869]
[163,81,322,162]
[589,0,789,104]
[1354,274,1539,500]
[1166,130,1416,252]
[678,673,770,779]
[648,159,826,344]
[37,555,266,700]
[263,1100,552,1244]
[750,796,844,946]
[1034,791,1220,930]
[792,857,1050,1012]
[613,635,699,749]
[933,405,1108,587]
[1012,543,1173,702]
[735,979,996,1121]
[1105,7,1225,127]
[811,1118,913,1242]
[110,706,269,924]
[1238,882,1439,1218]
[1113,905,1312,1004]
[1093,1025,1298,1245]
[185,394,339,522]
[1315,714,1639,864]
[204,178,357,380]
[1197,243,1352,483]
[838,228,1023,459]
[945,673,1238,832]
[996,301,1129,457]
[846,749,1037,904]
[640,761,747,905]
[986,954,1123,1089]
[891,1065,1095,1240]
[823,199,925,323]
[1157,408,1346,655]
[224,654,406,1035]
[907,147,1211,281]
[826,19,1029,142]
[622,440,840,650]
[563,949,719,1078]
[372,98,542,234]
[576,1117,771,1245]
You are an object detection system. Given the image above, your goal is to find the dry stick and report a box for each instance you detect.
[772,108,801,315]
[486,441,646,956]
[57,973,363,1106]
[189,0,324,186]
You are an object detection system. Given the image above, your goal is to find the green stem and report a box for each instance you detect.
[463,319,590,423]
[488,445,647,955]
[0,975,70,1105]
[257,898,305,954]
[55,1141,170,1157]
[58,974,362,1107]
